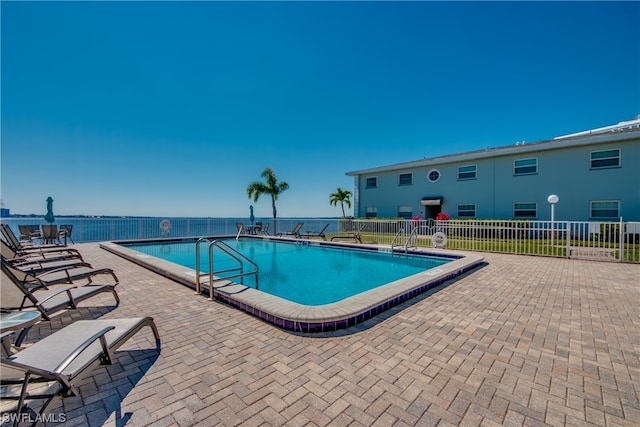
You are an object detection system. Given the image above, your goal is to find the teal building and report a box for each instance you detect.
[347,118,640,222]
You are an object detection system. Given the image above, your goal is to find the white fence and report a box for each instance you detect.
[2,217,638,263]
[0,217,340,244]
[342,218,640,263]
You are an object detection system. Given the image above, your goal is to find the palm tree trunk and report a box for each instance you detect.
[272,197,277,234]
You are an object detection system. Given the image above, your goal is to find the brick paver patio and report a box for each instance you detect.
[13,243,640,426]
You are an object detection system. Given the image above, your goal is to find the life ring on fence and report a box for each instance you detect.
[432,231,447,248]
[160,219,172,233]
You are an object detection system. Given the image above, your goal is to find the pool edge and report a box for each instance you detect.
[100,237,484,333]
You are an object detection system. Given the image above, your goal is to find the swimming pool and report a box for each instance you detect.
[122,238,452,305]
[101,237,483,332]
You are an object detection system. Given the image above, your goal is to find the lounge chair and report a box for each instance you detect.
[1,224,71,255]
[4,256,91,275]
[3,240,82,260]
[0,317,160,425]
[276,223,303,239]
[302,223,329,240]
[1,240,87,274]
[2,257,118,288]
[1,239,84,263]
[330,224,364,244]
[1,260,120,321]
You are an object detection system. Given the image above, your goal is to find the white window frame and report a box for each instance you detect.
[365,177,377,189]
[513,202,537,218]
[398,205,413,219]
[513,158,538,176]
[457,204,476,218]
[398,173,413,186]
[590,200,620,219]
[427,169,441,183]
[590,149,621,169]
[457,165,477,181]
[365,206,378,218]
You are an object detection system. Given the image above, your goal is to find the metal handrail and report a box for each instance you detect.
[207,240,258,300]
[390,228,404,254]
[195,237,213,294]
[405,227,420,253]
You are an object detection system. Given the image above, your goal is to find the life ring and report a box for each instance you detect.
[160,219,172,232]
[432,231,447,248]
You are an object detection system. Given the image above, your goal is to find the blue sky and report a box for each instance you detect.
[2,1,638,218]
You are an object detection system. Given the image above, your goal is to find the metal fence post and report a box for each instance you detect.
[566,221,573,258]
[619,217,624,262]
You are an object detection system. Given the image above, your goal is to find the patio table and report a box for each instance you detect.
[0,310,40,356]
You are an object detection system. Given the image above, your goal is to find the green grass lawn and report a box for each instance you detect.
[326,232,640,262]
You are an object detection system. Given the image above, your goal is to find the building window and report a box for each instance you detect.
[457,204,476,217]
[457,165,477,180]
[399,173,413,186]
[365,206,378,218]
[513,202,537,218]
[365,177,377,189]
[590,149,620,169]
[427,169,441,183]
[398,205,412,219]
[590,200,619,219]
[514,158,538,175]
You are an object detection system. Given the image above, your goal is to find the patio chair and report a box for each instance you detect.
[18,225,42,243]
[276,223,303,239]
[260,222,270,235]
[1,260,120,321]
[302,223,329,240]
[41,225,62,245]
[236,222,245,234]
[252,222,263,235]
[59,224,75,244]
[0,317,160,426]
[17,225,30,241]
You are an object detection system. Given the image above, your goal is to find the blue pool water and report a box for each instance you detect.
[124,239,452,306]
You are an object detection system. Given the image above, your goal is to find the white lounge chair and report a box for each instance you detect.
[1,260,119,321]
[0,317,160,426]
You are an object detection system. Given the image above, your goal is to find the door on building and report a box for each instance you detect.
[421,197,443,220]
[424,205,442,220]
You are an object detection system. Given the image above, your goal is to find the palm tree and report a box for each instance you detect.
[246,168,289,234]
[330,187,352,218]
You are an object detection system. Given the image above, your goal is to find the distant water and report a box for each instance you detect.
[0,216,340,243]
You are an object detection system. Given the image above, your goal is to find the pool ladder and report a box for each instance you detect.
[390,227,420,254]
[195,238,259,299]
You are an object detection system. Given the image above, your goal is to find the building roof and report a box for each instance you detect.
[346,117,640,176]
